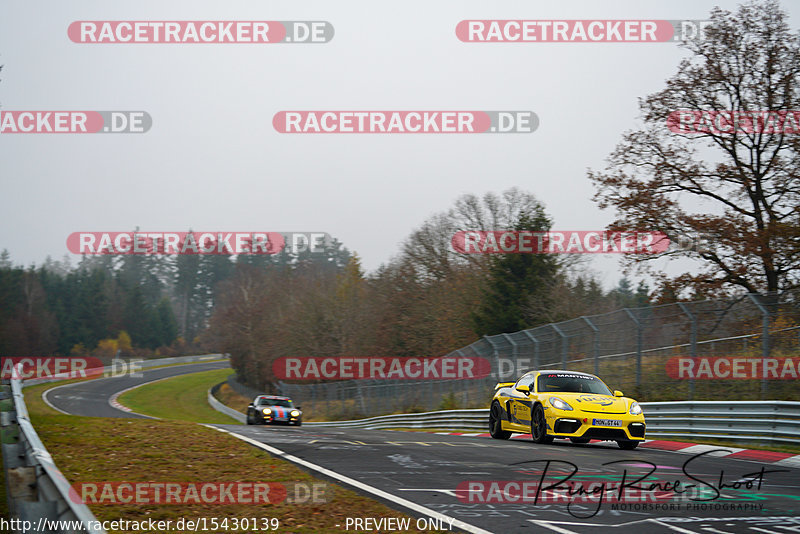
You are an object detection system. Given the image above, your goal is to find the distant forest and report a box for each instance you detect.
[0,192,654,388]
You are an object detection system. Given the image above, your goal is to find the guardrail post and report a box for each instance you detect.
[551,324,568,370]
[522,331,540,370]
[748,293,771,400]
[678,303,697,400]
[581,316,600,375]
[624,308,643,389]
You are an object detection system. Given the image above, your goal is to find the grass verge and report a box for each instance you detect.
[117,368,240,424]
[24,381,445,533]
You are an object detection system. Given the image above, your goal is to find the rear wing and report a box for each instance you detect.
[494,382,515,390]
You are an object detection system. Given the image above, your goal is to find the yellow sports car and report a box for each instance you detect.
[489,370,645,449]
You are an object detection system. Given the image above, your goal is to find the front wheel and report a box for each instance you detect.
[531,404,553,444]
[617,440,639,450]
[489,403,511,440]
[246,412,254,425]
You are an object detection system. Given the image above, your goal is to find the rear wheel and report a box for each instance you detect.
[531,404,553,444]
[489,402,511,440]
[617,440,639,450]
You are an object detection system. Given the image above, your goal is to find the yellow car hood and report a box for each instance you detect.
[555,393,630,414]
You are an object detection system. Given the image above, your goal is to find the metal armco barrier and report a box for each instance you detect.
[297,401,800,446]
[640,400,800,446]
[208,384,247,423]
[2,373,105,534]
[2,354,227,533]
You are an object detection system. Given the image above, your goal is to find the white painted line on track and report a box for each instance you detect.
[41,383,74,415]
[206,424,495,534]
[107,375,184,419]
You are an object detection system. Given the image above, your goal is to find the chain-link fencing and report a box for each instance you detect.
[270,292,799,419]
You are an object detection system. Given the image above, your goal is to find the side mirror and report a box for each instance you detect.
[516,384,531,395]
[297,406,302,410]
[613,390,624,397]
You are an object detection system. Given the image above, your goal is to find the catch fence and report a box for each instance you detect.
[272,293,799,419]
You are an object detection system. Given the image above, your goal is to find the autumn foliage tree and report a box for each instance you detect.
[589,0,800,297]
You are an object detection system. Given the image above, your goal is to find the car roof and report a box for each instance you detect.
[257,395,292,401]
[522,370,598,378]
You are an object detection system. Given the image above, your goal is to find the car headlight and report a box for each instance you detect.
[262,408,272,415]
[290,410,300,417]
[549,397,573,411]
[629,402,642,415]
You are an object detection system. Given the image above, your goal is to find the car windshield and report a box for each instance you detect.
[537,373,612,395]
[258,398,293,407]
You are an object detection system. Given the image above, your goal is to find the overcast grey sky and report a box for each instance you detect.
[2,1,798,288]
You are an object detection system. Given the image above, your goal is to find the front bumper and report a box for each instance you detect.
[545,409,646,441]
[257,413,302,425]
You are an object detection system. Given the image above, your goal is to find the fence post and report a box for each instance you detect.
[624,308,643,389]
[748,293,771,400]
[552,324,568,370]
[455,349,469,406]
[677,303,697,400]
[484,335,503,381]
[522,331,540,370]
[502,333,519,378]
[581,316,600,375]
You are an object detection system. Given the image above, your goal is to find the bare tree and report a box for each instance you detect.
[590,0,800,296]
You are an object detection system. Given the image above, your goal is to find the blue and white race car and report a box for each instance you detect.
[246,395,302,426]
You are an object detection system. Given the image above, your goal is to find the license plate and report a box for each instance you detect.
[593,418,622,427]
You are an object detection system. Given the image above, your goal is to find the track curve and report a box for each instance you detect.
[39,362,800,533]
